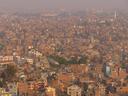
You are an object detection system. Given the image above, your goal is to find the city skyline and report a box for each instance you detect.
[0,0,127,12]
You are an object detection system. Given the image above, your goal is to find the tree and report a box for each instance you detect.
[48,55,88,65]
[0,80,4,87]
[125,75,128,80]
[78,56,88,64]
[83,82,88,92]
[2,65,17,82]
[121,63,126,69]
[0,44,4,51]
[68,57,78,64]
[48,55,68,64]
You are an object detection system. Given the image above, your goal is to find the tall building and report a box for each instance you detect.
[114,11,117,19]
[67,85,81,96]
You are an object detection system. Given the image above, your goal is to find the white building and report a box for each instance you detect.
[67,85,82,96]
[45,87,56,96]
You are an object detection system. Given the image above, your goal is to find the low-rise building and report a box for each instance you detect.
[45,86,56,96]
[67,85,81,96]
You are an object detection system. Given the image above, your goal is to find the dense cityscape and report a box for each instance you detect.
[0,9,128,96]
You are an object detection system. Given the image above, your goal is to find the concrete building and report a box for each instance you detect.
[67,85,81,96]
[45,87,56,96]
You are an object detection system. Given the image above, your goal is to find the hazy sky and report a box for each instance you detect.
[0,0,127,12]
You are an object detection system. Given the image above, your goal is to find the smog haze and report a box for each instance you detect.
[0,0,127,12]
